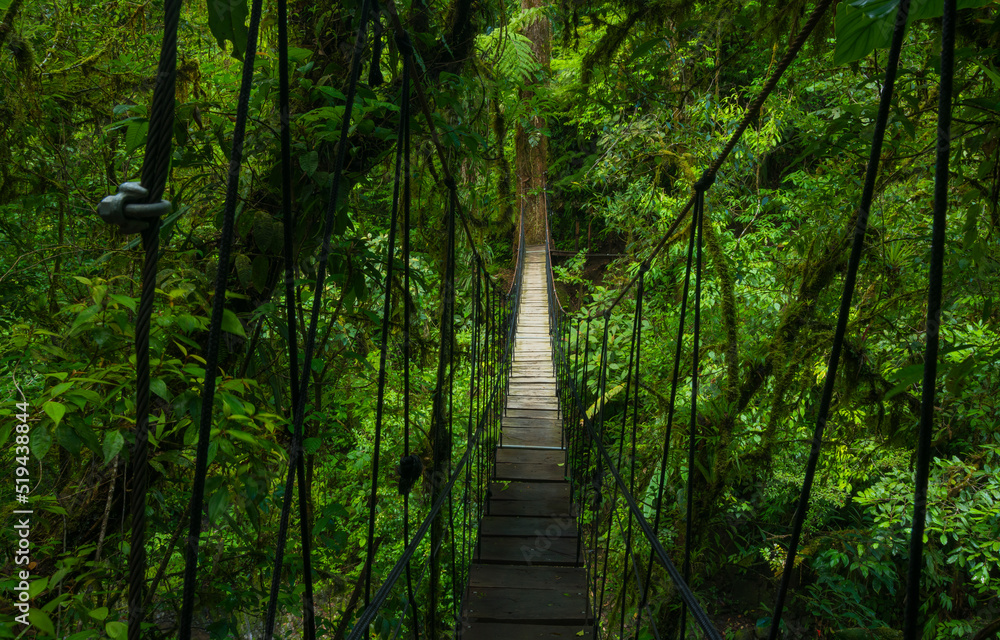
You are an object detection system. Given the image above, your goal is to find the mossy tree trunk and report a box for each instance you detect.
[515,0,551,246]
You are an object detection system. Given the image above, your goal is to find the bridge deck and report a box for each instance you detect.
[460,247,593,640]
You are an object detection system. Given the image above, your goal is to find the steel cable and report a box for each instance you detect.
[178,0,265,636]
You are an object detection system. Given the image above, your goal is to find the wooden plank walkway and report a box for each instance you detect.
[460,247,593,640]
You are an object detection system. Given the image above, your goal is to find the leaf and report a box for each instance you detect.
[222,308,246,337]
[42,400,67,426]
[300,149,319,176]
[125,119,149,153]
[88,606,110,621]
[32,425,53,459]
[207,0,250,60]
[208,489,228,523]
[29,609,56,635]
[106,620,127,639]
[834,0,994,65]
[884,363,924,400]
[103,431,125,464]
[109,293,137,311]
[150,377,171,401]
[252,255,269,291]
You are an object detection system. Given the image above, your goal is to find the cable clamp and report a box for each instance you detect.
[443,176,458,191]
[96,182,171,234]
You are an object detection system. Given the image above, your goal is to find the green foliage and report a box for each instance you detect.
[834,0,995,65]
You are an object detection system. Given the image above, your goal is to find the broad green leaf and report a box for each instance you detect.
[109,293,137,311]
[88,606,110,621]
[150,377,170,401]
[49,381,73,398]
[28,577,49,598]
[31,425,53,459]
[106,620,127,639]
[835,0,994,65]
[103,430,125,464]
[125,119,149,153]
[884,363,924,400]
[222,308,246,337]
[208,488,228,523]
[42,400,67,426]
[29,609,56,635]
[300,149,319,176]
[207,0,250,60]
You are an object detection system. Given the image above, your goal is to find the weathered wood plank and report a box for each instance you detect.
[479,516,578,538]
[461,623,593,640]
[489,498,570,517]
[491,481,569,499]
[495,461,566,481]
[496,448,566,465]
[468,564,586,589]
[500,428,561,447]
[505,408,560,419]
[474,537,582,567]
[463,586,588,622]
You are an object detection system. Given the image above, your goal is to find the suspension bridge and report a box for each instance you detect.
[89,0,964,637]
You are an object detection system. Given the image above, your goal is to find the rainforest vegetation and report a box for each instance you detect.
[1,0,999,638]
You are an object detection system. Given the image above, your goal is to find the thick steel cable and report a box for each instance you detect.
[766,2,912,637]
[400,62,420,640]
[348,245,520,640]
[903,1,954,637]
[614,273,644,639]
[593,315,611,624]
[261,0,316,635]
[680,186,706,640]
[178,0,264,636]
[586,0,835,319]
[126,0,180,636]
[428,185,457,637]
[127,221,159,640]
[362,62,409,616]
[599,302,641,626]
[561,338,722,640]
[636,186,698,635]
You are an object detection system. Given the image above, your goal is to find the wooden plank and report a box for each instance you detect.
[474,537,582,567]
[504,408,560,419]
[468,564,586,590]
[496,448,565,465]
[495,461,566,481]
[491,482,570,501]
[460,623,593,640]
[479,516,578,538]
[507,399,559,410]
[463,586,587,622]
[490,498,569,517]
[503,416,560,427]
[500,428,561,447]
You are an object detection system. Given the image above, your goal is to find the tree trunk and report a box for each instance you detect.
[515,0,551,246]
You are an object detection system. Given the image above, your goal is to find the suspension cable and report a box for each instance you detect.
[178,0,266,637]
[766,1,913,636]
[903,1,955,637]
